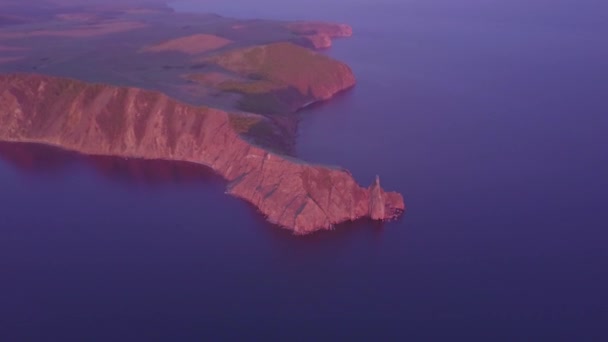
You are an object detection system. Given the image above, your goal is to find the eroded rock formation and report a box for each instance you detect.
[0,74,404,234]
[0,2,405,234]
[287,22,353,49]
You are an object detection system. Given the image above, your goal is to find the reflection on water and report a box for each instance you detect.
[0,142,222,186]
[0,141,386,244]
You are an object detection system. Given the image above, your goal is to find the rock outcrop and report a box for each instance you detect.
[369,175,386,220]
[368,175,403,221]
[0,73,404,234]
[287,22,353,49]
[0,2,405,234]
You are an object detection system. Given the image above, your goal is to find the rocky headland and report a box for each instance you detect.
[0,1,404,234]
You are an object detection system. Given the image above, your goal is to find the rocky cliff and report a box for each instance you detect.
[287,22,353,49]
[0,2,405,234]
[0,74,404,234]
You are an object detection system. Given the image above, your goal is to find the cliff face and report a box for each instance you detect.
[0,3,405,234]
[0,74,404,234]
[287,22,353,49]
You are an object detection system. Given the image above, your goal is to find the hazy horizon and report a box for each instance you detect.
[1,0,606,340]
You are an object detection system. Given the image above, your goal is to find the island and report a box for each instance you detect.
[0,0,404,234]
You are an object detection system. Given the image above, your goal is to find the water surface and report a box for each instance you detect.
[1,0,607,340]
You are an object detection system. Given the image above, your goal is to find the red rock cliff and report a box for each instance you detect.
[0,73,404,234]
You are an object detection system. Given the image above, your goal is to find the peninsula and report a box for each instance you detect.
[0,0,404,234]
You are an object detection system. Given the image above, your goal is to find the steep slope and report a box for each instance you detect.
[192,42,356,113]
[0,73,404,234]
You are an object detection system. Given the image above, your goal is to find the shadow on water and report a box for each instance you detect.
[0,141,224,186]
[0,141,393,242]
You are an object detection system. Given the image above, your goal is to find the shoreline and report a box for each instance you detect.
[0,2,404,234]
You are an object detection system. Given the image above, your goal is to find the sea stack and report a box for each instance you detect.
[0,3,404,234]
[369,175,386,220]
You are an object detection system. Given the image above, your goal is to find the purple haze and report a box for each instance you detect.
[1,0,607,340]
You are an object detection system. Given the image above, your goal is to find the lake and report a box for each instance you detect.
[1,0,607,340]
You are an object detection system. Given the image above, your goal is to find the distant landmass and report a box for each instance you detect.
[0,0,403,234]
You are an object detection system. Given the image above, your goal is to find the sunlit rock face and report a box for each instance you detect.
[0,2,404,234]
[0,74,403,234]
[287,22,353,39]
[369,176,405,222]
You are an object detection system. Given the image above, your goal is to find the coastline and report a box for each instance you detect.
[0,1,404,234]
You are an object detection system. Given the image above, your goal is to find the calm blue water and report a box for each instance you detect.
[1,0,607,340]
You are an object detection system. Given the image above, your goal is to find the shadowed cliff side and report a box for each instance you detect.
[0,73,404,234]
